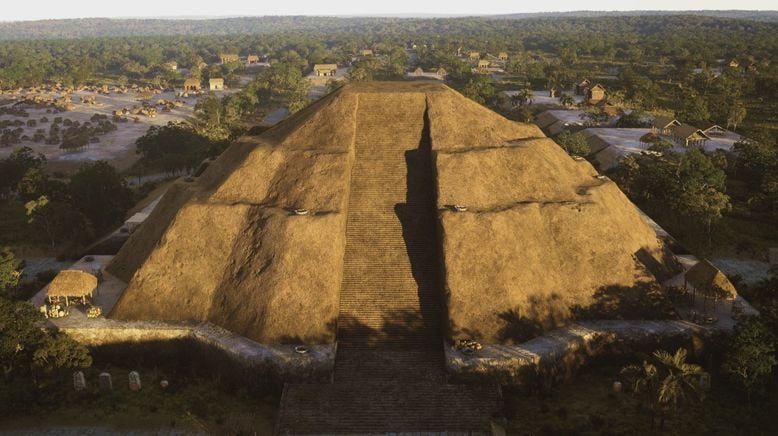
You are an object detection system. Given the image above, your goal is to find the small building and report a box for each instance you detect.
[652,116,681,136]
[164,61,178,71]
[671,124,711,148]
[469,52,480,61]
[220,53,240,64]
[313,64,338,77]
[684,259,737,304]
[587,84,606,104]
[436,67,447,78]
[477,60,490,71]
[360,49,374,57]
[183,78,201,92]
[413,67,424,76]
[498,52,508,61]
[246,54,260,65]
[698,122,727,137]
[597,101,621,117]
[47,270,98,306]
[209,78,225,91]
[575,79,591,96]
[728,58,740,69]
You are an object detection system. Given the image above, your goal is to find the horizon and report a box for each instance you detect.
[1,2,776,23]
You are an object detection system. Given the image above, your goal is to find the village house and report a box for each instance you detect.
[313,64,338,77]
[164,61,178,71]
[220,53,240,64]
[651,116,682,136]
[246,54,260,65]
[587,84,606,104]
[413,67,424,76]
[671,124,711,148]
[575,79,591,96]
[728,58,740,69]
[498,52,508,61]
[183,78,201,92]
[360,49,374,57]
[477,60,490,71]
[698,121,727,137]
[469,52,480,61]
[209,78,225,91]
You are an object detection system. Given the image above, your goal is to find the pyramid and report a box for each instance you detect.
[107,82,678,346]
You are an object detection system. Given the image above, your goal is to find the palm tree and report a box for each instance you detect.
[622,348,706,429]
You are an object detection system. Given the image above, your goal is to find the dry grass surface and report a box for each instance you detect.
[437,135,679,344]
[108,82,679,346]
[47,269,98,297]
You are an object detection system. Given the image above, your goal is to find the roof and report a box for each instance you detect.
[209,78,224,83]
[652,116,680,130]
[314,64,338,71]
[673,124,710,140]
[48,270,98,297]
[590,84,606,92]
[684,259,737,297]
[183,78,200,85]
[478,60,490,66]
[578,79,591,86]
[697,121,725,132]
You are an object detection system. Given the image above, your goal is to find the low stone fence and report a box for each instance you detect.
[446,320,718,385]
[58,318,335,382]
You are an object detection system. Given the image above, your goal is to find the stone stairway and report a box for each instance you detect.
[276,93,500,434]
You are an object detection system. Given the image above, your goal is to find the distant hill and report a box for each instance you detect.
[0,11,775,40]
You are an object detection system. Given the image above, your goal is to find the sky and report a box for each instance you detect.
[2,0,775,21]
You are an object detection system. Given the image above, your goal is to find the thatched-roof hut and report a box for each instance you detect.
[47,270,98,305]
[684,259,737,300]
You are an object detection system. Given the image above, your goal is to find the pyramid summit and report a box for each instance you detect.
[107,81,678,347]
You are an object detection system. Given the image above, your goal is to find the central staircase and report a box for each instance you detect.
[276,93,501,434]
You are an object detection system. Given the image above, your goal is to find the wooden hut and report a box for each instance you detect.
[413,67,424,76]
[671,124,711,148]
[469,52,480,61]
[651,116,681,136]
[246,54,260,65]
[684,259,737,309]
[209,78,225,91]
[360,49,374,57]
[220,53,240,64]
[587,84,606,104]
[313,64,338,77]
[498,52,508,61]
[698,122,727,137]
[575,79,591,96]
[183,78,201,92]
[477,60,490,71]
[47,270,98,306]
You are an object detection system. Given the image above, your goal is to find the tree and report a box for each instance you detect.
[0,147,46,198]
[0,295,91,383]
[677,94,710,124]
[135,123,212,175]
[558,94,574,108]
[722,317,777,405]
[25,196,92,247]
[0,248,21,297]
[461,75,494,105]
[615,111,647,128]
[726,100,747,131]
[69,161,134,234]
[555,131,591,157]
[621,348,706,429]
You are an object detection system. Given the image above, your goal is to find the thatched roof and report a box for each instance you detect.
[313,64,338,71]
[652,116,680,130]
[673,124,710,141]
[685,259,737,297]
[183,78,200,86]
[48,270,97,297]
[107,82,677,347]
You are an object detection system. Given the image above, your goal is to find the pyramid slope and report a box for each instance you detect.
[436,136,679,344]
[107,82,678,346]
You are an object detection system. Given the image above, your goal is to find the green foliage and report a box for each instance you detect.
[135,123,212,175]
[676,93,711,124]
[615,111,647,128]
[621,348,706,429]
[256,61,310,113]
[722,316,777,403]
[0,147,46,198]
[69,161,133,235]
[555,131,591,157]
[461,75,494,105]
[611,150,730,244]
[0,248,22,296]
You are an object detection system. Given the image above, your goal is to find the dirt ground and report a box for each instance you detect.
[0,89,225,173]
